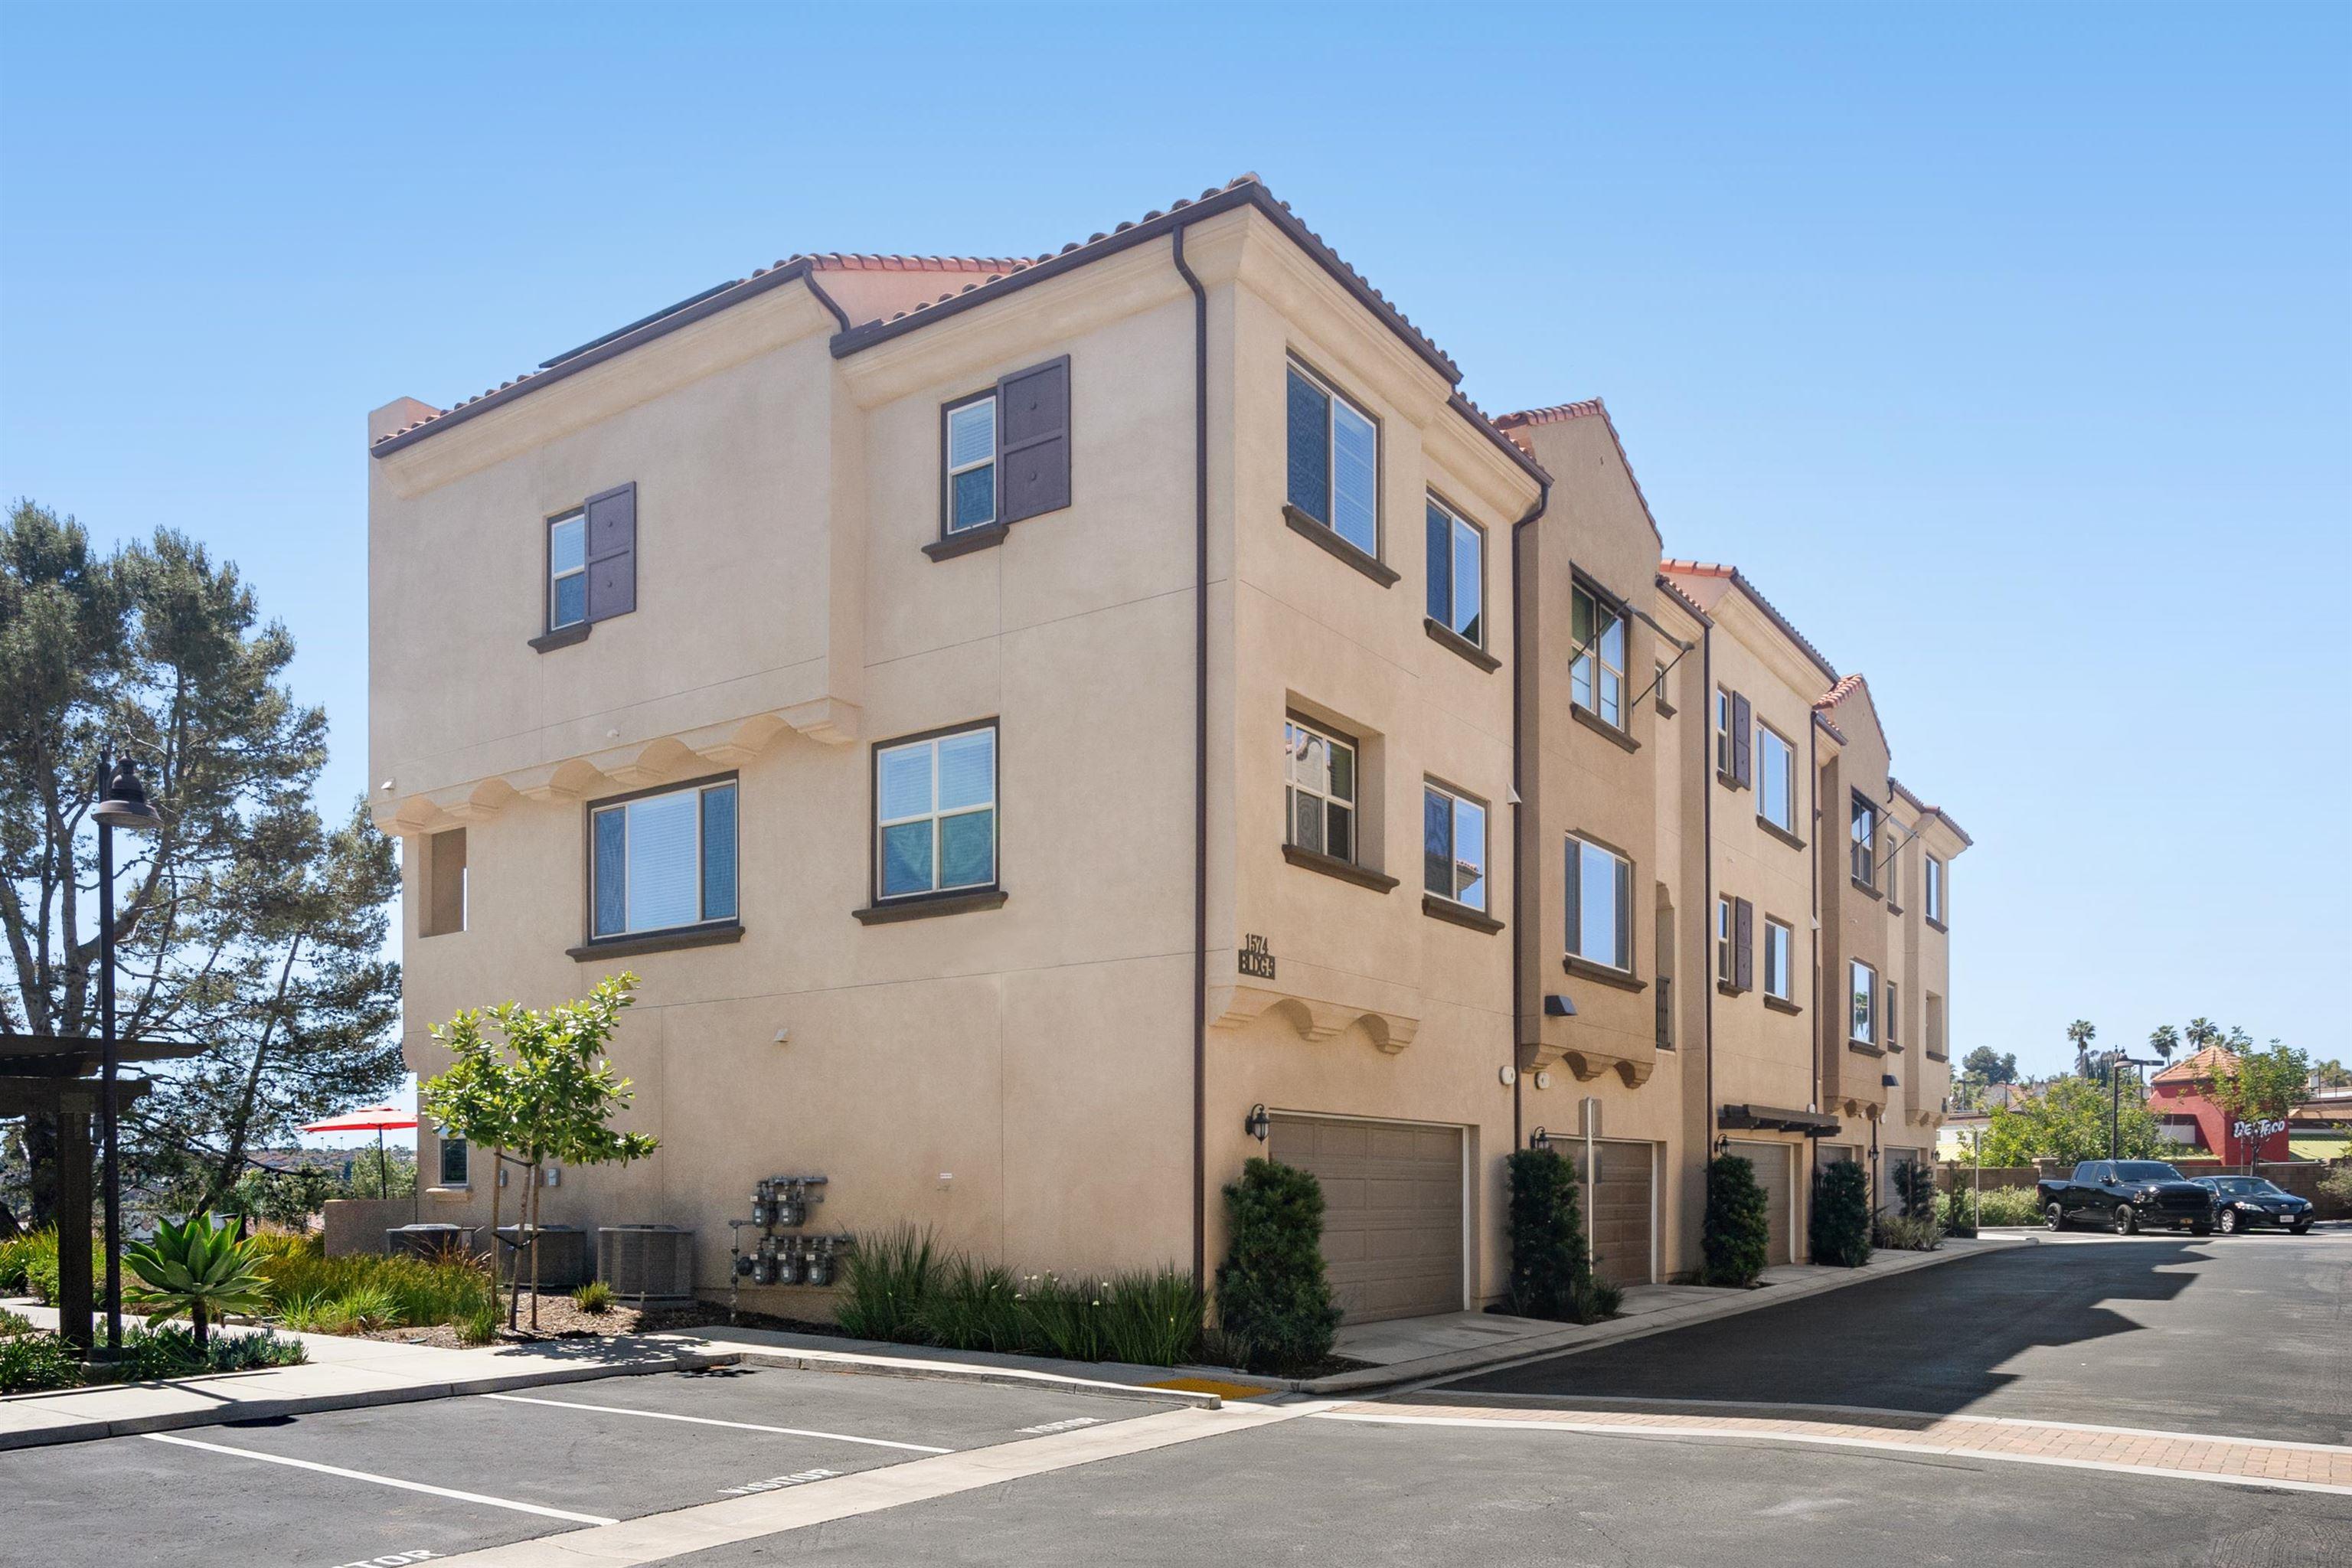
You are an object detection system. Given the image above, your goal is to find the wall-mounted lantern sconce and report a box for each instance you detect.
[1245,1104,1270,1144]
[1528,1127,1551,1153]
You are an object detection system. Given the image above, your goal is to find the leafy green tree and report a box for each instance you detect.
[1961,1047,2019,1086]
[1981,1076,2166,1165]
[0,501,400,1223]
[423,976,657,1329]
[1700,1154,1771,1288]
[1809,1160,1872,1267]
[1504,1148,1615,1320]
[2212,1042,2310,1165]
[2311,1059,2351,1090]
[122,1214,270,1350]
[1215,1157,1341,1373]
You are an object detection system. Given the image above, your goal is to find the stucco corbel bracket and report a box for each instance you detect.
[782,697,861,746]
[1211,984,1420,1054]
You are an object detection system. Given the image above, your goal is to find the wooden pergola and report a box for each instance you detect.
[1,1031,205,1351]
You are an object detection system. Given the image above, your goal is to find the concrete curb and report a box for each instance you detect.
[647,1333,1227,1410]
[1285,1236,2033,1396]
[0,1348,739,1452]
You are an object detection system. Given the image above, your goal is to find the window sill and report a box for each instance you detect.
[1756,816,1806,853]
[1847,1037,1884,1057]
[1563,954,1647,993]
[1571,704,1639,753]
[1421,893,1502,933]
[1717,979,1748,998]
[1926,916,1948,934]
[1423,617,1500,672]
[923,523,1010,562]
[567,921,743,961]
[1655,700,1677,720]
[1925,1050,1949,1063]
[1282,505,1397,587]
[852,887,1009,924]
[1763,995,1803,1016]
[1888,903,1904,917]
[528,624,591,654]
[423,1185,470,1201]
[1282,844,1399,893]
[1715,769,1748,792]
[1849,877,1884,902]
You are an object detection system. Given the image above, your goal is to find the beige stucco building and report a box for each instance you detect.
[368,176,1970,1320]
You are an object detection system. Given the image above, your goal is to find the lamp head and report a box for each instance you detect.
[93,756,162,831]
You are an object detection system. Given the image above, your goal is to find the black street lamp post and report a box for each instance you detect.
[92,750,162,1354]
[2105,1051,2163,1162]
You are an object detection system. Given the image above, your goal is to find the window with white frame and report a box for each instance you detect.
[1887,979,1901,1047]
[1654,659,1672,714]
[1571,583,1627,727]
[1758,724,1795,833]
[548,510,587,629]
[1425,498,1484,645]
[1567,835,1632,970]
[1422,782,1487,910]
[1851,959,1878,1044]
[1286,361,1379,557]
[944,394,998,534]
[590,778,739,939]
[1284,717,1357,863]
[1716,895,1734,984]
[1926,856,1945,923]
[1714,690,1733,775]
[1851,795,1877,887]
[876,724,998,899]
[1764,917,1793,1001]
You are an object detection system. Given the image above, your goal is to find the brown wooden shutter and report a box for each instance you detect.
[1733,897,1754,992]
[1730,692,1753,787]
[583,482,637,622]
[996,357,1070,524]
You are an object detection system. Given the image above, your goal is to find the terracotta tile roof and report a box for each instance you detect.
[372,175,1544,485]
[1889,776,1974,846]
[2153,1044,2238,1086]
[1655,572,1710,623]
[1492,396,1658,542]
[1815,672,1867,712]
[1661,558,1841,685]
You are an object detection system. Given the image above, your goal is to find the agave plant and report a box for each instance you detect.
[122,1215,272,1350]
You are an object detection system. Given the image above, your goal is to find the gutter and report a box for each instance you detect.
[1508,474,1553,1149]
[1172,224,1210,1292]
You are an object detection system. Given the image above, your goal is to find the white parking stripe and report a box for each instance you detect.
[480,1393,952,1453]
[140,1432,620,1524]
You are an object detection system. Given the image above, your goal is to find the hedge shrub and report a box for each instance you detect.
[1504,1149,1620,1324]
[1701,1154,1772,1287]
[1809,1158,1873,1267]
[1217,1157,1341,1373]
[1896,1161,1937,1221]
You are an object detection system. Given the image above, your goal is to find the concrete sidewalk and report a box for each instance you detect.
[0,1297,731,1450]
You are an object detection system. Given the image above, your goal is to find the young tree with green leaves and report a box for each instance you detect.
[2212,1042,2310,1172]
[423,975,658,1330]
[1981,1076,2167,1166]
[1960,1047,2019,1086]
[0,501,401,1223]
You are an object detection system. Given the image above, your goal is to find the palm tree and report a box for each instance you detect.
[2185,1018,2220,1059]
[2148,1024,2180,1063]
[2066,1019,2098,1079]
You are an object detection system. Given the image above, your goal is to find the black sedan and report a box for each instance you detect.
[2190,1176,2315,1235]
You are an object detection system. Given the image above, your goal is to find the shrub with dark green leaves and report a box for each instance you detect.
[1897,1161,1937,1221]
[835,1225,940,1344]
[1809,1159,1873,1267]
[1940,1185,1978,1237]
[1216,1158,1341,1374]
[1971,1187,2047,1227]
[0,1330,81,1395]
[1701,1154,1772,1287]
[1504,1149,1620,1324]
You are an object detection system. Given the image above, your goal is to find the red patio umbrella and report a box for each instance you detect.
[301,1104,417,1200]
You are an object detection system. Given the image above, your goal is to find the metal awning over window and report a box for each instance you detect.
[1719,1102,1842,1137]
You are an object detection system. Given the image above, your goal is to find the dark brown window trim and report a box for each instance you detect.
[529,624,591,654]
[1563,953,1647,993]
[1849,877,1883,902]
[1847,1037,1885,1057]
[1282,843,1398,893]
[1282,504,1398,587]
[1756,815,1806,853]
[1421,893,1502,933]
[1423,616,1499,672]
[567,921,743,962]
[1763,994,1803,1017]
[1570,704,1638,754]
[1926,916,1949,934]
[852,887,1009,925]
[923,523,1010,562]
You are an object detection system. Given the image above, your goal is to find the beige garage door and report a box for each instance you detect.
[1725,1139,1794,1265]
[1578,1139,1655,1289]
[1269,1116,1463,1324]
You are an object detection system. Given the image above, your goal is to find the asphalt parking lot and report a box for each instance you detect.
[1445,1227,2352,1446]
[1,1364,1184,1568]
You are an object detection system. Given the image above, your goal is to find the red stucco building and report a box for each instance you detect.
[2148,1047,2292,1164]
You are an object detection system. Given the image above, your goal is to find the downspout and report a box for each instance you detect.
[1808,717,1821,1122]
[1701,626,1716,1157]
[1508,475,1553,1150]
[1173,225,1210,1291]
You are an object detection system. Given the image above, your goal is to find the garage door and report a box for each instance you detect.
[1578,1140,1655,1289]
[1725,1140,1794,1265]
[1881,1146,1923,1214]
[1268,1116,1463,1324]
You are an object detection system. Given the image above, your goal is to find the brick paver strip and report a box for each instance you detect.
[1329,1403,2352,1491]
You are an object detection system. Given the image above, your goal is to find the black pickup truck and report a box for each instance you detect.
[2036,1160,2213,1235]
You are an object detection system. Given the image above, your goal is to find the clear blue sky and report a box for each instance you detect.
[5,2,2347,1106]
